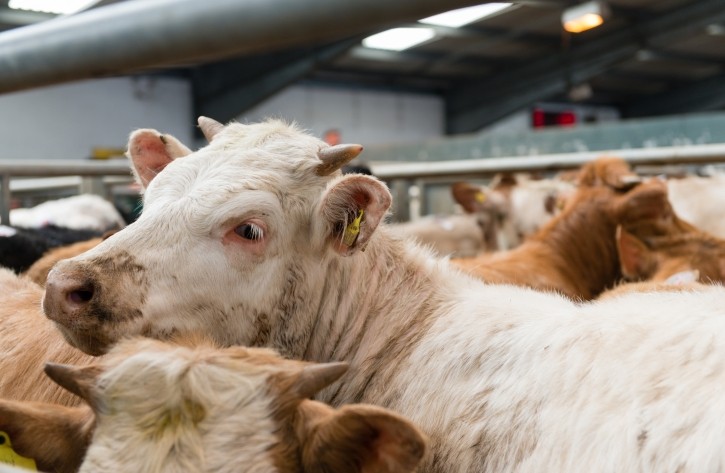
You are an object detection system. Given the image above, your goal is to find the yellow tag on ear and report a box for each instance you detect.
[343,209,364,247]
[0,431,37,470]
[475,192,486,203]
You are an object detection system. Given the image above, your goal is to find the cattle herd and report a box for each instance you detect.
[0,117,724,472]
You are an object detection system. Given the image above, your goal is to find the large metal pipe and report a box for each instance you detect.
[0,0,483,94]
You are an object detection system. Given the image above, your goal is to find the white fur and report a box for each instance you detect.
[668,174,725,238]
[9,194,125,231]
[80,345,280,473]
[499,178,573,248]
[388,214,487,257]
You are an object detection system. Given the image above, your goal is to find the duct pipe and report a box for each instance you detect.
[0,0,483,94]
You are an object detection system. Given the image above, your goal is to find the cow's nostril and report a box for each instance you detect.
[68,288,94,304]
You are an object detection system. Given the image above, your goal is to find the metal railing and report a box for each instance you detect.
[369,143,725,179]
[369,143,725,219]
[2,142,725,226]
[0,160,132,224]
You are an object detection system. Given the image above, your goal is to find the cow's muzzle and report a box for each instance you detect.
[44,267,97,325]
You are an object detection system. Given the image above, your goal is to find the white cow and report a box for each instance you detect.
[10,194,126,231]
[387,214,489,258]
[667,173,725,238]
[43,118,725,472]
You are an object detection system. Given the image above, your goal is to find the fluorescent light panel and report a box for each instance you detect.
[420,3,513,28]
[362,28,436,51]
[8,0,99,15]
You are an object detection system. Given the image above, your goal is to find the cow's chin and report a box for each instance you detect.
[53,323,113,356]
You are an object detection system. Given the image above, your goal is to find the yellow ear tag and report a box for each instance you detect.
[0,431,36,470]
[475,192,486,203]
[342,209,364,247]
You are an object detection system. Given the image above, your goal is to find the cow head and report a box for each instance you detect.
[617,226,725,284]
[43,118,391,356]
[0,338,426,473]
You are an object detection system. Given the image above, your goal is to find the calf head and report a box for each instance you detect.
[576,156,641,190]
[617,226,725,284]
[0,338,426,473]
[43,118,392,355]
[451,182,508,250]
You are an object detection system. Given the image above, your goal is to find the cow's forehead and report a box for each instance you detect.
[144,155,323,215]
[145,121,329,206]
[98,343,288,406]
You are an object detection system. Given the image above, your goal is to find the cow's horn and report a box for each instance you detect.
[294,362,349,398]
[198,116,224,142]
[316,144,364,176]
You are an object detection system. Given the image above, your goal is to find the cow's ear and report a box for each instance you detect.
[318,175,391,256]
[0,399,94,473]
[617,226,657,280]
[451,182,488,213]
[44,363,103,408]
[299,401,427,473]
[127,129,192,189]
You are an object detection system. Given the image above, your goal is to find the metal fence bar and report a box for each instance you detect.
[0,160,131,224]
[369,143,725,179]
[1,174,10,225]
[0,160,130,177]
[2,142,725,223]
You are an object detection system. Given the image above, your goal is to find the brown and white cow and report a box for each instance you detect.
[451,176,671,300]
[0,337,426,473]
[42,118,725,472]
[666,173,725,239]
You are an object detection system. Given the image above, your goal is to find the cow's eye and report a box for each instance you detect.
[234,223,263,241]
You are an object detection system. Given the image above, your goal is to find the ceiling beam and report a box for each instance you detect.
[194,39,358,127]
[625,72,725,117]
[446,0,725,134]
[309,68,452,92]
[418,7,563,75]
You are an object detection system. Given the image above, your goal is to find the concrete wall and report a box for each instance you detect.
[0,76,193,160]
[0,78,444,159]
[239,83,444,146]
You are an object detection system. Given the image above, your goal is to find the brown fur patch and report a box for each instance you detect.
[0,401,94,473]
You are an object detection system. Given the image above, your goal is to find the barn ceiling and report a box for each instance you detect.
[0,0,723,135]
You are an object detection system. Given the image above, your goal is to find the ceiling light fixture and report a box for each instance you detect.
[362,28,436,51]
[8,0,99,15]
[419,3,513,28]
[562,1,610,33]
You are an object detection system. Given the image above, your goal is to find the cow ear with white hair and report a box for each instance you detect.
[297,401,427,473]
[126,129,192,189]
[44,362,104,410]
[318,175,392,256]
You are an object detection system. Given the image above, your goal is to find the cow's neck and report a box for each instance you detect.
[528,193,621,299]
[269,228,455,401]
